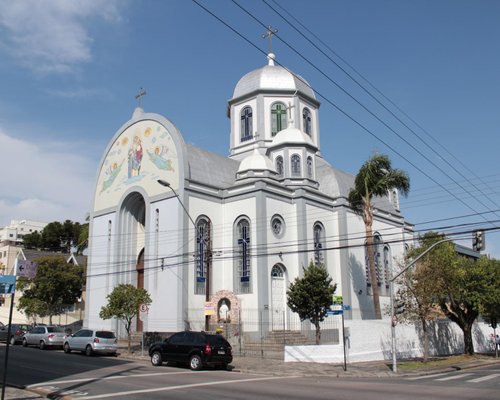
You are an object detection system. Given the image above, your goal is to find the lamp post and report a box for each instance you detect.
[157,179,211,331]
[390,238,452,373]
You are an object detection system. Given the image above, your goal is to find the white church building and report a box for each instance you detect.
[85,53,413,339]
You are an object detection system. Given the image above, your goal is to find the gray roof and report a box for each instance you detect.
[187,144,239,188]
[232,64,316,101]
[186,145,399,215]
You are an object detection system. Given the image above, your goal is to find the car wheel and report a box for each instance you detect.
[22,338,28,347]
[9,336,16,346]
[63,342,71,353]
[151,351,163,367]
[85,345,93,357]
[189,354,203,371]
[39,341,46,350]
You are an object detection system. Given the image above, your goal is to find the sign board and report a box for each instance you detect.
[17,260,38,278]
[139,303,149,313]
[0,275,16,294]
[204,302,216,316]
[330,295,344,315]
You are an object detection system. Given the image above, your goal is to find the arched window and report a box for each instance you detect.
[240,106,253,142]
[235,218,251,294]
[271,264,284,278]
[383,245,391,288]
[307,156,313,178]
[291,154,301,177]
[313,223,325,265]
[271,102,287,136]
[275,156,284,177]
[365,234,383,287]
[302,107,312,135]
[195,217,211,295]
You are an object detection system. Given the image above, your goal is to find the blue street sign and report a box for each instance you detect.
[0,275,16,294]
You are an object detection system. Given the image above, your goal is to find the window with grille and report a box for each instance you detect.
[313,223,325,265]
[235,219,251,293]
[271,102,287,136]
[240,106,253,142]
[195,218,211,295]
[275,156,284,177]
[291,154,301,177]
[303,107,312,135]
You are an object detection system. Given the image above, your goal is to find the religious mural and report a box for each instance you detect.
[94,120,179,212]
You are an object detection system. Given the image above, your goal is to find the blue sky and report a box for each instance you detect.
[1,0,499,256]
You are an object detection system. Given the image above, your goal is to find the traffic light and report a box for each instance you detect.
[394,301,405,315]
[473,230,485,251]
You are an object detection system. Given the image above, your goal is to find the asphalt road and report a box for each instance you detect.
[1,345,499,400]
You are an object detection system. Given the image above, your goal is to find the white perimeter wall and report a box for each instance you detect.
[285,319,494,363]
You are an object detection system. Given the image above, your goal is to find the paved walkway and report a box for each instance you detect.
[4,352,500,399]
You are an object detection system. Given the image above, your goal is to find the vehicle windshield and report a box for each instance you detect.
[96,331,116,339]
[47,327,65,333]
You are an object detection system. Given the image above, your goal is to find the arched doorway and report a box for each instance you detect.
[119,192,146,333]
[271,264,287,331]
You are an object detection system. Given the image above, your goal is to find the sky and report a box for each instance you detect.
[0,0,499,256]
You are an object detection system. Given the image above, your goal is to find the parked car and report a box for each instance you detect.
[63,329,118,356]
[148,331,232,371]
[22,326,66,349]
[0,324,30,345]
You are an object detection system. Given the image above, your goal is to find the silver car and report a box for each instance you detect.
[63,329,118,356]
[22,326,66,349]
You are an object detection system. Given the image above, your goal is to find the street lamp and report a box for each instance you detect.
[157,179,211,331]
[390,238,452,373]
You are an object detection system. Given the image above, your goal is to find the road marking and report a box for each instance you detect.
[435,373,473,381]
[467,373,500,383]
[79,375,297,399]
[26,370,210,388]
[405,373,449,380]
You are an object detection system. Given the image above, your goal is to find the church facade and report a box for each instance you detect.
[85,53,413,336]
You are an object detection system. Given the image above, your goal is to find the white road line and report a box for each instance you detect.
[405,373,449,380]
[435,373,474,381]
[26,370,210,388]
[79,375,297,399]
[467,373,500,383]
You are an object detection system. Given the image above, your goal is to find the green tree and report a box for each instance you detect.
[287,261,337,344]
[393,234,448,362]
[17,256,84,324]
[23,220,85,253]
[348,153,410,319]
[99,284,152,353]
[22,230,42,249]
[407,233,498,355]
[76,223,89,255]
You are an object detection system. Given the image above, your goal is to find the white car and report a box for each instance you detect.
[22,326,66,349]
[63,329,118,356]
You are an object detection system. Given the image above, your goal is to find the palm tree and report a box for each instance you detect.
[348,154,410,319]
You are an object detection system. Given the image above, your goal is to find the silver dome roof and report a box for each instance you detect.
[232,54,316,101]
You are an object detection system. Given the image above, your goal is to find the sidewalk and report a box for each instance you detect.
[4,352,500,399]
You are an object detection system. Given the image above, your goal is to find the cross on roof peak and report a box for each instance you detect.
[135,87,146,107]
[262,25,278,54]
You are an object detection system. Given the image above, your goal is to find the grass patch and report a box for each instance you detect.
[397,355,478,371]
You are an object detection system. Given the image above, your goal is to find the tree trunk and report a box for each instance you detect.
[315,321,321,345]
[364,210,381,319]
[463,322,474,355]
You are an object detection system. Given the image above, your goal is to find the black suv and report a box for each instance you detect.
[149,331,232,371]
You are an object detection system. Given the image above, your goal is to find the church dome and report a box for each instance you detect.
[237,148,275,174]
[270,126,316,149]
[232,53,316,101]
